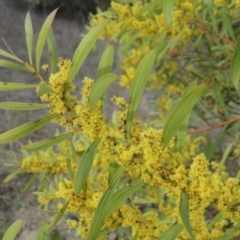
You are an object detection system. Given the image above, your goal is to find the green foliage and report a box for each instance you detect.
[2,1,240,239]
[87,163,129,240]
[25,12,33,65]
[65,19,109,91]
[22,132,74,151]
[89,73,118,108]
[37,222,51,240]
[0,82,38,91]
[158,223,183,240]
[162,84,207,149]
[97,45,114,79]
[175,81,198,152]
[74,139,101,195]
[163,0,175,24]
[0,114,58,144]
[0,102,48,110]
[2,219,23,240]
[106,179,145,219]
[230,35,240,89]
[179,191,195,240]
[126,49,157,140]
[36,8,58,72]
[47,28,57,73]
[45,201,70,231]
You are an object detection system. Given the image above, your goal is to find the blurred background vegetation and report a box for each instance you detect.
[2,0,111,21]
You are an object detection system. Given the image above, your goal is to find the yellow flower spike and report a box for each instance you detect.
[42,64,49,71]
[4,1,240,239]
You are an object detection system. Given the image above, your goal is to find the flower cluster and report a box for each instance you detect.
[21,142,77,174]
[89,0,240,125]
[41,58,107,139]
[25,64,240,238]
[57,177,105,238]
[6,0,240,238]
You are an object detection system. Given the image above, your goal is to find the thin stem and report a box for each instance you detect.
[24,61,48,85]
[188,117,240,134]
[35,71,48,85]
[186,14,235,47]
[2,38,18,56]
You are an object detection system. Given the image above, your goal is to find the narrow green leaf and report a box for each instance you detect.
[220,143,234,166]
[37,84,55,97]
[209,1,218,31]
[114,0,134,3]
[126,49,157,140]
[162,84,206,149]
[37,221,51,240]
[133,231,139,240]
[221,6,236,42]
[193,105,209,125]
[179,191,195,240]
[70,139,77,156]
[109,159,118,183]
[208,212,222,230]
[158,223,183,240]
[114,24,128,41]
[42,157,56,163]
[22,132,73,151]
[211,45,232,52]
[87,163,128,240]
[175,81,198,152]
[194,33,203,50]
[0,102,48,110]
[157,30,184,61]
[226,119,240,132]
[83,181,88,199]
[94,10,116,18]
[110,162,129,188]
[45,200,70,231]
[214,82,231,119]
[0,49,22,62]
[215,221,240,240]
[23,174,36,192]
[37,173,48,191]
[25,12,33,65]
[105,179,144,220]
[65,19,109,90]
[137,0,158,17]
[66,147,73,182]
[98,229,111,239]
[121,32,138,51]
[0,113,58,144]
[51,232,61,240]
[3,169,25,183]
[163,0,175,24]
[175,116,189,152]
[74,139,101,194]
[0,82,38,91]
[2,219,23,240]
[47,28,57,74]
[0,59,30,72]
[97,45,114,79]
[89,73,118,109]
[206,127,226,160]
[230,35,240,90]
[181,81,198,98]
[36,8,58,72]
